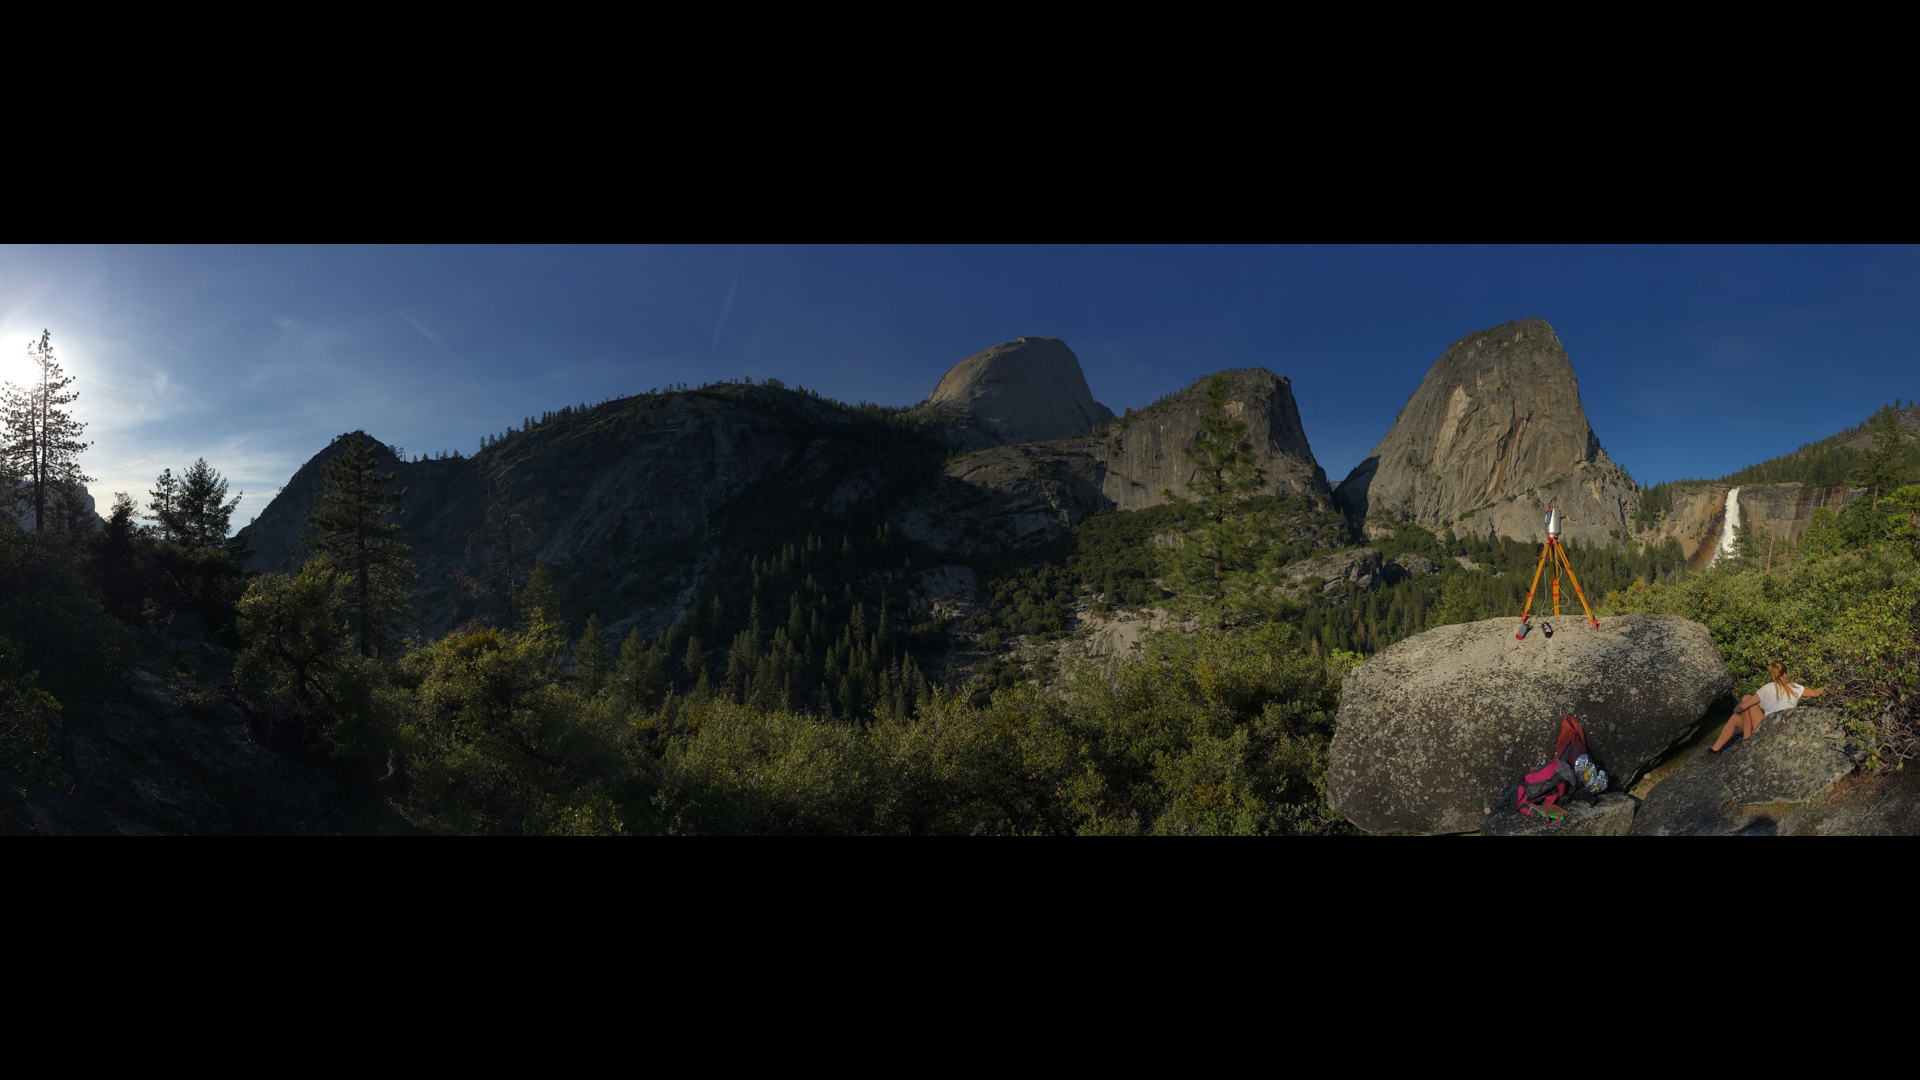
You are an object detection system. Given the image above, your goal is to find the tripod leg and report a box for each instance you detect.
[1518,543,1550,622]
[1552,542,1561,617]
[1558,544,1600,629]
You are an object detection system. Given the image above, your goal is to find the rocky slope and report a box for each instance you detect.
[1334,319,1640,547]
[1,636,408,835]
[1629,706,1858,835]
[914,337,1116,450]
[892,368,1330,553]
[239,384,945,638]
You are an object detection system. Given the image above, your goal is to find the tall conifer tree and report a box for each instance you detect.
[1162,375,1273,626]
[304,432,414,657]
[1859,404,1915,508]
[2,331,92,532]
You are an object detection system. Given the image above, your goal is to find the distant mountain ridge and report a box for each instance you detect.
[237,341,1336,638]
[236,321,1907,638]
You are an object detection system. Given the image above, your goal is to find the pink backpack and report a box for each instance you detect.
[1501,716,1593,824]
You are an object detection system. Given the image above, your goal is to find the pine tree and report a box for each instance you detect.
[149,458,243,548]
[469,479,535,630]
[1161,375,1273,626]
[521,560,561,635]
[146,468,180,541]
[2,331,93,533]
[1858,404,1915,508]
[572,614,610,695]
[303,432,414,658]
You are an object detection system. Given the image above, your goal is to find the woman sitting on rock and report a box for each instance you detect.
[1710,661,1826,753]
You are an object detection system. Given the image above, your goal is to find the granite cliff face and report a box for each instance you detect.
[892,368,1330,553]
[916,337,1116,450]
[1639,483,1865,568]
[1334,319,1640,547]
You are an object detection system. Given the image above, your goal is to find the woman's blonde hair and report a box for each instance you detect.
[1768,661,1795,703]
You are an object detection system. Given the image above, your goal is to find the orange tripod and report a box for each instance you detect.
[1516,505,1598,639]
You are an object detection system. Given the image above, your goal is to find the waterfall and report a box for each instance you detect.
[1710,487,1742,566]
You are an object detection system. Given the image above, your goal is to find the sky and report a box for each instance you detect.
[4,244,1918,531]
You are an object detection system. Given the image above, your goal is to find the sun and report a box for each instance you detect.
[0,325,65,389]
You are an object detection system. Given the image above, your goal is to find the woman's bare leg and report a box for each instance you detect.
[1712,696,1763,751]
[1711,714,1742,751]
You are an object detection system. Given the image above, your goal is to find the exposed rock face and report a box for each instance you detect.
[1778,763,1920,835]
[919,337,1116,450]
[1630,707,1858,835]
[1282,548,1387,595]
[240,436,408,577]
[1334,319,1640,547]
[1327,614,1730,834]
[1639,483,1864,569]
[1732,483,1863,550]
[1481,792,1636,836]
[893,368,1330,553]
[1391,554,1438,578]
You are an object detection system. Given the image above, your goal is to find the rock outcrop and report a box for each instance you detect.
[1327,614,1730,834]
[1334,319,1640,547]
[1281,548,1387,596]
[917,337,1116,450]
[893,368,1330,553]
[1629,707,1858,835]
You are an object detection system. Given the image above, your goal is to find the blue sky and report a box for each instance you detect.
[4,244,1917,530]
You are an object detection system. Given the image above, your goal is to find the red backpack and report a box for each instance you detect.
[1498,716,1595,824]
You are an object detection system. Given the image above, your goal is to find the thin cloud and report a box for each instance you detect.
[709,275,738,358]
[397,308,452,355]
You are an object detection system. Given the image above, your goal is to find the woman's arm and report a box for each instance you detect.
[1803,686,1827,698]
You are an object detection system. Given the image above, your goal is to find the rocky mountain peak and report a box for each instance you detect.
[1333,318,1638,545]
[892,367,1330,554]
[921,336,1116,450]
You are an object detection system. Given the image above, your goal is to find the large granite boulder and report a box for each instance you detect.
[1327,614,1730,834]
[1630,707,1858,836]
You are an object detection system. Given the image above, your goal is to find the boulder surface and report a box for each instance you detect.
[1630,707,1858,835]
[1481,792,1636,836]
[1327,614,1730,834]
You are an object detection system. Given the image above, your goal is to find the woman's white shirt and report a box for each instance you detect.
[1757,681,1806,715]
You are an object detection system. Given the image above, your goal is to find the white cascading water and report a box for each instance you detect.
[1710,487,1742,566]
